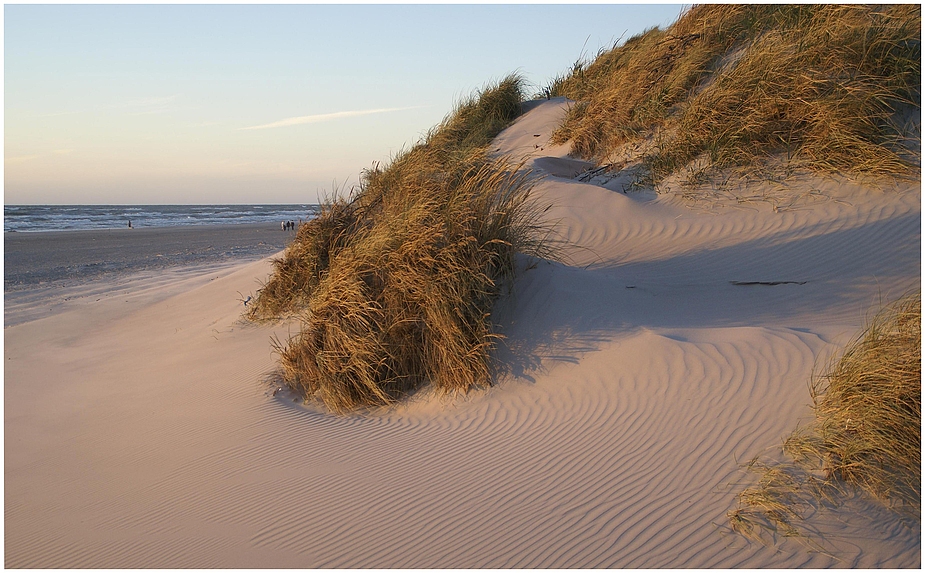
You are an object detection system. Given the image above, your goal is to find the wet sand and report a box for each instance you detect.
[5,223,292,290]
[4,223,293,327]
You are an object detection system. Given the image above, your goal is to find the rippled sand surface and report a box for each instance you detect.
[5,100,920,567]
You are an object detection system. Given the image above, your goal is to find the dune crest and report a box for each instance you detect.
[5,99,920,567]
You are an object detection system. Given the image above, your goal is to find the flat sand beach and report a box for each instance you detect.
[4,223,290,327]
[4,100,920,567]
[5,222,290,289]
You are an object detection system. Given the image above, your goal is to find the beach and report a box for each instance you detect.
[4,100,920,567]
[4,223,291,327]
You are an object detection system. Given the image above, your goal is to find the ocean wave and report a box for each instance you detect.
[4,205,319,232]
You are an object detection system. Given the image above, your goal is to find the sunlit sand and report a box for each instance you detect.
[4,99,919,567]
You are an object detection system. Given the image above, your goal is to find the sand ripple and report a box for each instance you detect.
[5,99,919,568]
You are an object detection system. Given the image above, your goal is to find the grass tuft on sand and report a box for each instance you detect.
[728,294,921,542]
[548,4,920,185]
[247,75,553,413]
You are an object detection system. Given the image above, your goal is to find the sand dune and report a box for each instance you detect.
[4,99,920,567]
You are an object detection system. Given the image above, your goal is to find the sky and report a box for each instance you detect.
[5,3,686,205]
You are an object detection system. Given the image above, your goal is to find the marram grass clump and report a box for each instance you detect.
[549,4,920,184]
[789,294,921,509]
[728,294,921,543]
[248,75,552,413]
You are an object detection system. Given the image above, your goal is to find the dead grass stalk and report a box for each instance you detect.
[549,5,920,185]
[728,294,921,542]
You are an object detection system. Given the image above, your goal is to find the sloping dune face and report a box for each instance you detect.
[5,99,920,567]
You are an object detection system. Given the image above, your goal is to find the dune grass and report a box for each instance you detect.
[247,75,553,413]
[728,294,921,542]
[788,294,921,508]
[549,4,920,185]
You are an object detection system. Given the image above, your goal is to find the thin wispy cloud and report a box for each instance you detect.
[6,149,74,165]
[30,96,180,119]
[240,106,423,131]
[6,154,41,165]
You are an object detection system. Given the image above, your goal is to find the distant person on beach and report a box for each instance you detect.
[281,221,286,231]
[128,220,132,228]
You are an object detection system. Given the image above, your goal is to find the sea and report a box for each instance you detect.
[4,204,319,233]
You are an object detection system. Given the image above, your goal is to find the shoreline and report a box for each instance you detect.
[4,222,294,292]
[4,222,294,328]
[4,99,919,569]
[3,204,317,234]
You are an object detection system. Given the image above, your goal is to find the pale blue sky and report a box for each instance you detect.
[5,3,685,204]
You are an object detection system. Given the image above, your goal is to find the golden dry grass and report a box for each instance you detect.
[788,294,921,510]
[247,75,553,412]
[728,294,921,542]
[550,5,920,185]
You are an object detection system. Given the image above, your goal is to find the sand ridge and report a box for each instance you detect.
[4,99,920,567]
